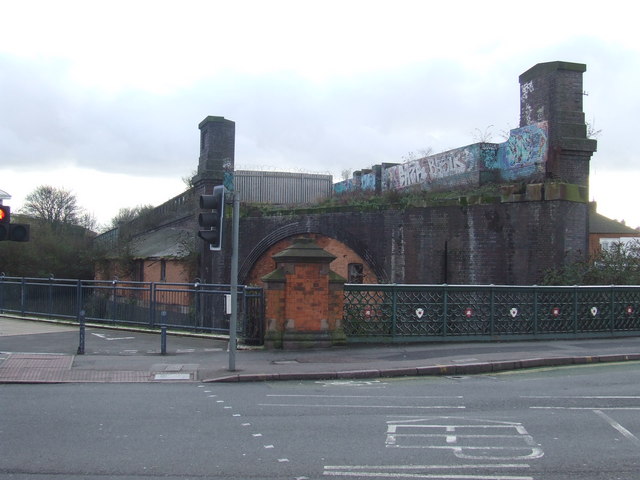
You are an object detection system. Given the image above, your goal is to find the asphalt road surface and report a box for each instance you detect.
[1,362,639,479]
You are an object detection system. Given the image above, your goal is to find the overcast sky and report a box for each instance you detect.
[1,0,638,229]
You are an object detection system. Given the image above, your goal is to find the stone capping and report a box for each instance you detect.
[518,60,586,84]
[271,237,337,263]
[500,182,588,204]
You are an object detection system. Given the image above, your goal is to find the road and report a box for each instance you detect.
[1,362,639,479]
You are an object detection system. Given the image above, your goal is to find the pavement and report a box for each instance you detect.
[1,315,640,384]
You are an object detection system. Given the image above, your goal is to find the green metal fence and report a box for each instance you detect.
[343,284,640,342]
[0,276,264,345]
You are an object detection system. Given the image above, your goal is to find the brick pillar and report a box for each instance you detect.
[262,238,347,349]
[191,116,235,285]
[192,116,235,188]
[518,61,597,189]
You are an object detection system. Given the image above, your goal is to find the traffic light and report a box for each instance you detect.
[0,205,9,223]
[0,206,9,240]
[198,185,225,250]
[0,205,30,242]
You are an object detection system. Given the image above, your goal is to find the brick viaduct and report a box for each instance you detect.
[194,61,597,287]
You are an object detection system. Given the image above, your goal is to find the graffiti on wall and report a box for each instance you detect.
[360,172,377,191]
[521,80,545,125]
[497,122,548,180]
[334,123,548,195]
[382,146,478,191]
[334,178,357,194]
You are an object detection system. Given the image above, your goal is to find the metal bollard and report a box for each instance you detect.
[77,310,85,355]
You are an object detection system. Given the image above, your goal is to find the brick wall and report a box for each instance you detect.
[209,198,588,286]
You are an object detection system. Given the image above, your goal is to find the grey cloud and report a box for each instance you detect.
[2,42,636,184]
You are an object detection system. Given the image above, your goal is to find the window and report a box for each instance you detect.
[348,263,364,284]
[135,260,144,282]
[160,260,167,282]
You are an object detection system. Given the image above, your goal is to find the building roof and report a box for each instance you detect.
[589,211,639,235]
[129,228,194,259]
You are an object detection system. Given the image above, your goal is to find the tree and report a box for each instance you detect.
[543,240,640,285]
[109,205,155,229]
[21,185,89,230]
[0,213,96,278]
[0,186,98,278]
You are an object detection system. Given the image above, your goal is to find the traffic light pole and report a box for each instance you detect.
[228,190,240,371]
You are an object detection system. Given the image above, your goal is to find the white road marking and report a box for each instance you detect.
[259,403,465,409]
[523,395,640,399]
[91,333,135,341]
[324,464,533,479]
[323,468,532,479]
[531,406,640,410]
[386,419,543,461]
[593,409,640,448]
[267,394,463,399]
[315,380,388,387]
[325,465,531,470]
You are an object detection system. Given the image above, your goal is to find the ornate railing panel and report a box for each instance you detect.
[344,284,640,342]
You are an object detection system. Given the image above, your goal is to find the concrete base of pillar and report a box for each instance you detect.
[264,328,347,349]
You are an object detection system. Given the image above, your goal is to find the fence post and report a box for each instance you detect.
[194,281,201,329]
[111,279,117,322]
[0,273,4,313]
[20,277,26,316]
[489,285,495,336]
[150,283,156,328]
[610,285,615,333]
[533,286,539,335]
[391,284,398,338]
[77,309,85,355]
[573,286,579,334]
[442,284,448,336]
[76,279,83,320]
[48,275,54,316]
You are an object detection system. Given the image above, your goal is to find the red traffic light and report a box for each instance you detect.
[0,205,29,242]
[0,205,9,223]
